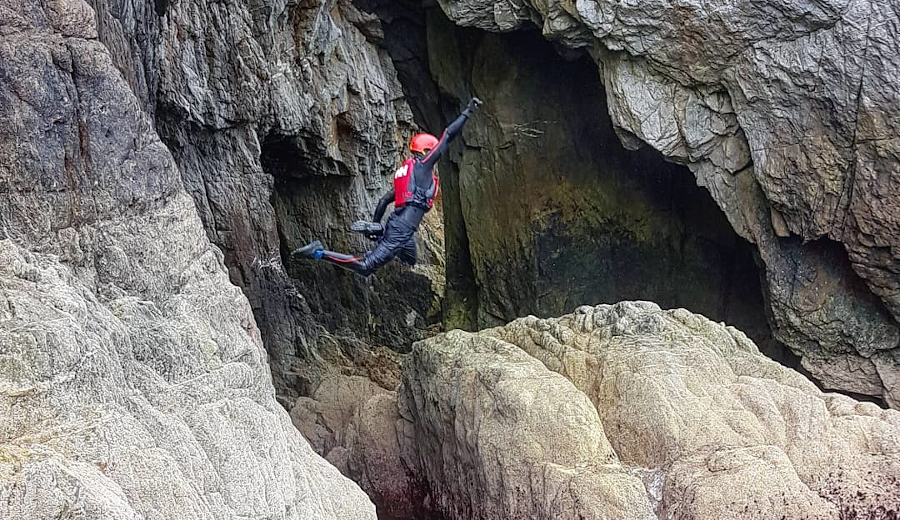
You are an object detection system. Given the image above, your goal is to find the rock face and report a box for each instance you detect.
[87,0,445,404]
[422,13,773,350]
[399,329,657,520]
[425,0,900,406]
[0,1,375,518]
[291,368,425,520]
[399,302,900,519]
[289,300,900,519]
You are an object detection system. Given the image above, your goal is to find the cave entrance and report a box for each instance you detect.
[369,4,787,360]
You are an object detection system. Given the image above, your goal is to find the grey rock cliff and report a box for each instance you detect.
[0,1,375,517]
[422,13,773,352]
[88,0,446,404]
[431,0,900,406]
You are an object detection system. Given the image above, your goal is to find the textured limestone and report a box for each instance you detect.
[290,300,900,519]
[430,0,900,405]
[399,329,657,520]
[487,301,900,517]
[0,1,375,517]
[291,372,424,520]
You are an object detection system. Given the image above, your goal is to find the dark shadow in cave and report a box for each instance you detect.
[261,133,438,354]
[363,3,799,365]
[760,235,895,407]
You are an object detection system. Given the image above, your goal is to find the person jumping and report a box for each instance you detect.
[291,97,483,276]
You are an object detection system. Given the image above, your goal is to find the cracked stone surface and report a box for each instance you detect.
[432,0,900,406]
[87,0,446,405]
[402,301,900,519]
[0,1,376,517]
[286,300,900,519]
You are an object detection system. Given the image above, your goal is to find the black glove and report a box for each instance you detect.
[465,97,483,115]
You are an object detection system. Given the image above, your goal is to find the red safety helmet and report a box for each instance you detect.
[409,133,439,154]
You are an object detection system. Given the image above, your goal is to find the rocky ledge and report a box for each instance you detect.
[297,301,900,519]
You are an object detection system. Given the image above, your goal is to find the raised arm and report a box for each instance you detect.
[372,188,395,223]
[422,98,482,169]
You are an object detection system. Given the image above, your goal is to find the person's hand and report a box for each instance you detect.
[351,220,373,233]
[351,220,383,240]
[467,97,483,113]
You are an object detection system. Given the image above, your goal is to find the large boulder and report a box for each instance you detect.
[487,301,900,517]
[430,0,900,406]
[0,1,375,517]
[398,329,657,520]
[290,300,900,518]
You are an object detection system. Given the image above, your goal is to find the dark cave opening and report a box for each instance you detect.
[154,0,168,17]
[760,234,896,406]
[363,3,796,363]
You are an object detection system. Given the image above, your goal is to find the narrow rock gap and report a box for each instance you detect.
[261,131,440,355]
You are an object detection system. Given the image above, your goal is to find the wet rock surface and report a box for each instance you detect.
[0,0,376,517]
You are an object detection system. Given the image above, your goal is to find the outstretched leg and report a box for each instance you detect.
[293,214,415,277]
[396,235,417,266]
[292,240,375,276]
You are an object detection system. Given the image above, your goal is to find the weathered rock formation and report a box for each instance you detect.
[484,302,900,518]
[0,1,375,517]
[405,0,900,406]
[8,0,900,516]
[87,0,445,405]
[291,363,425,520]
[78,0,900,410]
[296,301,900,519]
[400,328,658,520]
[423,14,772,346]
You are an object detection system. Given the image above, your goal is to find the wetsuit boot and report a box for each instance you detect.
[292,240,324,259]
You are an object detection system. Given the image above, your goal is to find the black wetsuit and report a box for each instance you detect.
[318,107,474,276]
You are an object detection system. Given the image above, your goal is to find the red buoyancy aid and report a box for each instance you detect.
[393,158,439,209]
